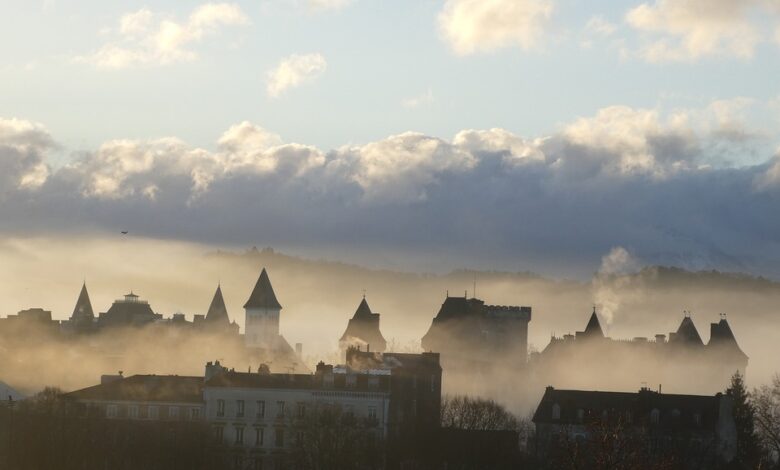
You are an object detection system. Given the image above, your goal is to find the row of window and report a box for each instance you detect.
[551,404,702,425]
[215,399,378,421]
[105,404,201,420]
[214,425,288,448]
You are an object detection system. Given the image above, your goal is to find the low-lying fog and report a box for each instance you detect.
[1,236,778,414]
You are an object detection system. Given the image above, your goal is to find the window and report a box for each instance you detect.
[190,407,201,420]
[368,406,377,422]
[255,427,264,446]
[237,400,245,418]
[576,409,584,423]
[296,430,304,445]
[552,404,561,420]
[276,401,285,417]
[345,404,354,417]
[235,426,244,445]
[106,404,118,418]
[128,405,139,419]
[233,455,242,470]
[148,406,159,420]
[256,400,265,418]
[625,410,633,424]
[671,408,681,419]
[650,408,660,424]
[297,403,306,419]
[693,413,701,426]
[168,406,179,419]
[217,399,225,417]
[275,428,284,447]
[253,458,263,470]
[431,375,437,392]
[214,426,224,441]
[346,375,357,388]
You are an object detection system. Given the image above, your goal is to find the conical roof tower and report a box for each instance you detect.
[71,283,94,321]
[205,285,230,325]
[243,268,282,310]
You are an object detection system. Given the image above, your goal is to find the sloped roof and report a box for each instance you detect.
[583,308,604,337]
[243,268,282,310]
[708,318,748,359]
[339,298,387,349]
[67,375,204,403]
[354,298,373,318]
[71,283,94,320]
[532,387,722,428]
[205,285,230,324]
[673,316,703,346]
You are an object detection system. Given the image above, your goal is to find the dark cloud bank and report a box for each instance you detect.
[1,104,780,278]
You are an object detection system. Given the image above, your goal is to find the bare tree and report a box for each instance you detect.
[440,394,521,431]
[753,374,780,466]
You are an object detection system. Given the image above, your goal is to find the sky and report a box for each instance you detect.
[1,0,780,278]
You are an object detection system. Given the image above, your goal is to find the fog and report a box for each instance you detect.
[1,236,778,415]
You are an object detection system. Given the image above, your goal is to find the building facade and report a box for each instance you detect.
[338,297,387,356]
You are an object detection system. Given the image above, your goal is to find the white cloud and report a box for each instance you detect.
[438,0,554,55]
[338,132,477,202]
[401,89,434,109]
[0,118,54,191]
[267,53,327,97]
[77,3,249,69]
[625,0,775,62]
[308,0,354,11]
[454,128,546,166]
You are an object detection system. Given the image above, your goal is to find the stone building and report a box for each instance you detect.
[421,294,532,378]
[532,386,737,466]
[338,297,387,356]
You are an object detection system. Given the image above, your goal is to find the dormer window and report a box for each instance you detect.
[552,403,561,420]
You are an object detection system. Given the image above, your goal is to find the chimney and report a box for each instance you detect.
[205,360,227,381]
[315,361,333,375]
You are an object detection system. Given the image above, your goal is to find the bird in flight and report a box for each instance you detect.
[120,231,128,235]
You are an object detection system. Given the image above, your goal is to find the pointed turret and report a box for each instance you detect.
[70,283,94,321]
[339,296,387,354]
[671,315,703,346]
[243,268,282,310]
[577,307,604,339]
[205,285,230,325]
[708,316,748,359]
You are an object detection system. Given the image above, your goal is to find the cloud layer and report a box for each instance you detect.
[1,101,779,277]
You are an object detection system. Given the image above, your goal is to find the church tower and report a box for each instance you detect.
[243,268,282,349]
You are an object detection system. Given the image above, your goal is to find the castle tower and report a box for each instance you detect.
[339,297,387,355]
[243,268,282,349]
[576,307,604,340]
[205,285,230,326]
[69,283,95,331]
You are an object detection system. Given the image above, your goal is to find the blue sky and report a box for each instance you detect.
[2,0,778,155]
[1,0,780,277]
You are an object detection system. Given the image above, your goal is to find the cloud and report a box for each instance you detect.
[0,118,55,192]
[77,3,249,69]
[586,16,617,37]
[625,0,776,61]
[2,100,780,278]
[438,0,554,55]
[307,0,354,11]
[401,89,434,109]
[266,53,327,97]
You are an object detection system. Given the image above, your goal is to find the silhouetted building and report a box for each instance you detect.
[244,268,284,349]
[339,297,387,356]
[98,292,161,327]
[535,309,749,394]
[532,386,737,466]
[421,295,531,376]
[193,285,240,335]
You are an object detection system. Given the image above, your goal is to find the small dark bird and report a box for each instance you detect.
[121,231,128,235]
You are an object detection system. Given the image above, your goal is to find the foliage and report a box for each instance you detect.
[753,374,780,468]
[726,371,764,468]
